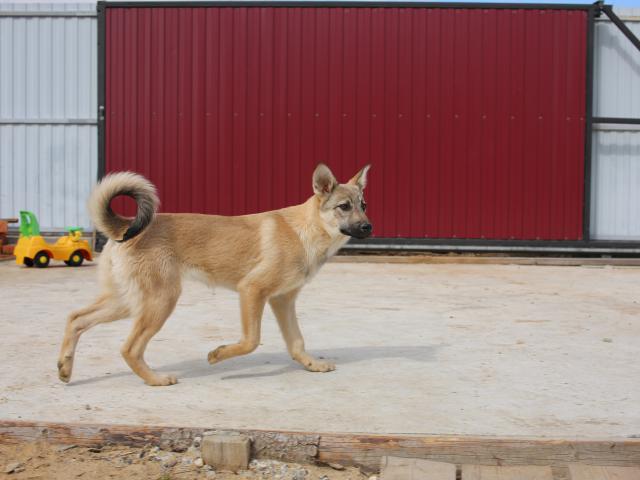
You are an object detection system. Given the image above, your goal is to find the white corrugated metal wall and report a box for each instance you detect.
[591,9,640,240]
[0,1,97,231]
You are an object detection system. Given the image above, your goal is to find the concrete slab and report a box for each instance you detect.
[0,260,639,437]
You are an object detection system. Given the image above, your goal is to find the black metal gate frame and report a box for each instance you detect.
[97,1,640,254]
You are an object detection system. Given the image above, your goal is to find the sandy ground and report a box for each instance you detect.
[0,258,639,437]
[0,441,367,479]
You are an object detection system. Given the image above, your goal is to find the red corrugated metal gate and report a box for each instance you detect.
[104,4,588,241]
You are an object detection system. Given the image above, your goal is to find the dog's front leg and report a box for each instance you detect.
[269,290,335,373]
[208,286,265,365]
[58,294,129,383]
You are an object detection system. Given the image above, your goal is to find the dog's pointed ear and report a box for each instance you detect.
[313,163,338,196]
[347,164,371,190]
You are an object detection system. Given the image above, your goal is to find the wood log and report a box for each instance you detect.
[0,420,318,465]
[201,433,251,471]
[318,434,640,473]
[1,420,640,474]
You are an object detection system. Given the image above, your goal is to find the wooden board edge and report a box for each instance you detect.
[0,420,318,465]
[2,420,640,474]
[317,433,640,473]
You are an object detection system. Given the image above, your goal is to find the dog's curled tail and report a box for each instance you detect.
[89,172,159,243]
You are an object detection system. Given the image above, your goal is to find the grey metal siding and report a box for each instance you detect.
[591,10,640,240]
[594,12,640,119]
[0,2,97,230]
[591,128,640,240]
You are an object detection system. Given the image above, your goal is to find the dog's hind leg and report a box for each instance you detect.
[120,289,180,386]
[208,286,266,365]
[269,289,335,373]
[57,295,130,383]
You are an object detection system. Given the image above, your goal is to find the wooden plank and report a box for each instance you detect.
[201,433,251,471]
[0,420,318,465]
[462,465,553,480]
[2,421,640,475]
[569,464,640,480]
[380,456,455,480]
[318,434,640,473]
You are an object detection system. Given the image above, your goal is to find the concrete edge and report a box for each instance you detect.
[1,420,639,473]
[331,255,640,267]
[4,238,640,267]
[7,252,640,267]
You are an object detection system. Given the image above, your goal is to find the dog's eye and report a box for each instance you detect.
[338,203,351,211]
[361,201,367,212]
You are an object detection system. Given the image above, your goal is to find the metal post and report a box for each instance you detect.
[583,4,596,242]
[97,1,107,180]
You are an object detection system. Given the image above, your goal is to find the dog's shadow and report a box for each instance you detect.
[68,344,440,386]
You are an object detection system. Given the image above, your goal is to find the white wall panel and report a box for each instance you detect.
[591,130,640,240]
[591,12,640,240]
[0,125,97,229]
[0,1,97,230]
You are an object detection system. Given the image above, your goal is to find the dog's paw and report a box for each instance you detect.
[304,359,336,373]
[145,374,178,387]
[57,357,72,383]
[207,346,225,365]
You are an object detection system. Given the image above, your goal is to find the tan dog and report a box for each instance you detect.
[57,164,371,386]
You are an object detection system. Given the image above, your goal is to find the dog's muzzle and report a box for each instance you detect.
[341,223,373,239]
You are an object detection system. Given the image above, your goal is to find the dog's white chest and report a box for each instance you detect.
[302,236,347,282]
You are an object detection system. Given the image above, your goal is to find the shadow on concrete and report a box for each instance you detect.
[68,344,440,386]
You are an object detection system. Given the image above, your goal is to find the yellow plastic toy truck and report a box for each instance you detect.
[14,211,93,268]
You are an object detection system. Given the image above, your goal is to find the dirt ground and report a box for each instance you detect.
[0,258,639,437]
[0,441,368,479]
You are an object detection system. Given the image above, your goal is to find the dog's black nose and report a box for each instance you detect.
[360,223,372,233]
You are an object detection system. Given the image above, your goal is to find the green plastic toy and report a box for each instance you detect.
[19,210,40,237]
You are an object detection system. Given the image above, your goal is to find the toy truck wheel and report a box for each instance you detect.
[23,258,34,267]
[65,251,84,267]
[34,251,50,268]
